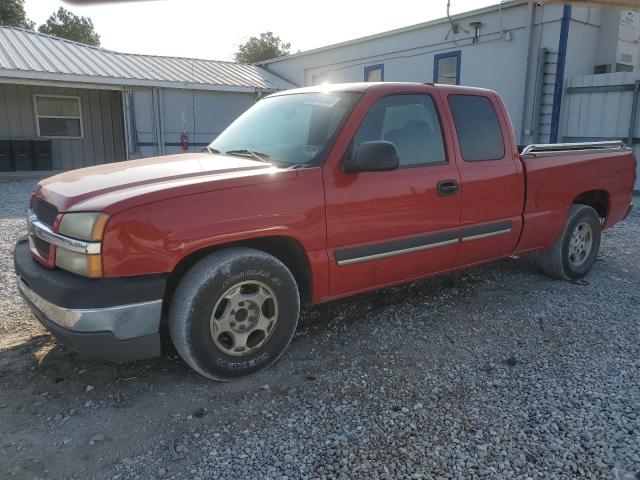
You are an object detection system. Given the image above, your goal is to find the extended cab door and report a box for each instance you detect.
[323,86,462,296]
[442,90,524,266]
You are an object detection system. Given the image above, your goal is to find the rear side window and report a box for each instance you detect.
[448,95,505,162]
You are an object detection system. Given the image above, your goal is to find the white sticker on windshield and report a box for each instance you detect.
[303,95,341,108]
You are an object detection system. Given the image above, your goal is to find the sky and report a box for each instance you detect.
[23,0,497,61]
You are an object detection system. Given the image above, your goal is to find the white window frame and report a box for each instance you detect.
[33,94,84,139]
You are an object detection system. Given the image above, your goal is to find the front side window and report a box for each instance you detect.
[351,94,446,167]
[364,64,384,82]
[210,92,360,166]
[434,51,461,85]
[448,94,505,162]
[34,95,83,138]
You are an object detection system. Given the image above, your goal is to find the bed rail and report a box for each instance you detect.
[521,141,629,157]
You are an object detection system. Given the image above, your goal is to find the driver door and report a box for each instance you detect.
[323,89,462,296]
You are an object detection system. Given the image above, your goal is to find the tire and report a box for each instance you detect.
[536,204,601,281]
[169,247,300,381]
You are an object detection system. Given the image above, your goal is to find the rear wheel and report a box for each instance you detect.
[169,248,300,380]
[536,204,601,281]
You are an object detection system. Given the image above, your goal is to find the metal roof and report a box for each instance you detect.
[0,27,294,92]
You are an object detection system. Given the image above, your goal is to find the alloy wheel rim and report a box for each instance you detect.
[210,280,279,357]
[568,222,593,267]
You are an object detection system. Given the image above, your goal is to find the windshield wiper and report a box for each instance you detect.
[201,146,220,154]
[225,149,271,164]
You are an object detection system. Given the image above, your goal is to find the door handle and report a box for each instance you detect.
[437,180,459,197]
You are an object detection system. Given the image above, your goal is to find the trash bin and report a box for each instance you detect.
[0,140,11,171]
[32,139,52,170]
[11,140,33,171]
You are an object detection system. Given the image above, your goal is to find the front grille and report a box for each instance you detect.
[32,235,50,260]
[32,197,58,227]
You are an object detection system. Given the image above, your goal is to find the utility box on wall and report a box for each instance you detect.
[0,140,11,171]
[0,140,53,171]
[32,140,52,171]
[11,140,33,171]
[595,9,640,73]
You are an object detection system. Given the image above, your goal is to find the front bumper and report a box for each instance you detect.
[14,236,166,362]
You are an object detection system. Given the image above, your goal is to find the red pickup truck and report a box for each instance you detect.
[15,82,635,380]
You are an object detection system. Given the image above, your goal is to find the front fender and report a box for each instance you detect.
[101,169,326,278]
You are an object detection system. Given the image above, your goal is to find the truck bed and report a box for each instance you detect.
[515,141,636,254]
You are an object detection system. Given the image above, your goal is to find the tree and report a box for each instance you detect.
[234,32,290,64]
[38,7,100,47]
[0,0,35,30]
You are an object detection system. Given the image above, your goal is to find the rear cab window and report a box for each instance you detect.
[448,94,505,162]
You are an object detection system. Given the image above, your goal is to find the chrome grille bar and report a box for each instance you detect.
[27,215,101,255]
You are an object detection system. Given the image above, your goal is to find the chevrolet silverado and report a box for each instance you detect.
[15,82,636,380]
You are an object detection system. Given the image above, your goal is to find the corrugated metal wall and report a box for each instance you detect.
[0,83,124,169]
[131,88,256,158]
[562,72,640,190]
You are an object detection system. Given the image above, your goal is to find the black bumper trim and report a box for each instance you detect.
[14,236,167,309]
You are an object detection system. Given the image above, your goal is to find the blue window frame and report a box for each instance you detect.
[364,64,384,82]
[433,51,461,85]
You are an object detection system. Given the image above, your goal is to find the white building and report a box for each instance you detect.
[258,1,640,148]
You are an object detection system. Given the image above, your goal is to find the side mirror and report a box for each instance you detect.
[343,141,400,173]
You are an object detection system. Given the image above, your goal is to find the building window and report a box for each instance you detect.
[615,63,634,73]
[311,72,328,85]
[433,51,461,85]
[364,64,384,82]
[34,95,83,138]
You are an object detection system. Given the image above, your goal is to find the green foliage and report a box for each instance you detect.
[38,7,100,47]
[234,32,290,64]
[0,0,35,30]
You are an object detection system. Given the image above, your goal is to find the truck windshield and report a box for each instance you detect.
[209,92,361,167]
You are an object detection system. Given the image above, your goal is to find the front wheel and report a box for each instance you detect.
[536,204,601,281]
[169,248,300,380]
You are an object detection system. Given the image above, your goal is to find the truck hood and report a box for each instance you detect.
[36,152,289,213]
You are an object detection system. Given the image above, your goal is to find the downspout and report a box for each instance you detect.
[151,88,165,156]
[529,3,545,141]
[627,80,640,147]
[550,5,571,143]
[151,88,161,156]
[157,88,166,155]
[121,90,130,161]
[519,1,536,144]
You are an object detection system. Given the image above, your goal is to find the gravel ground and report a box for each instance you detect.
[0,180,40,336]
[0,179,638,480]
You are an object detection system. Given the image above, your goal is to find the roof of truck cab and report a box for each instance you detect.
[269,82,496,96]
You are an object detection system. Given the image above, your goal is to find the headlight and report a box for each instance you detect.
[58,212,109,241]
[56,212,109,278]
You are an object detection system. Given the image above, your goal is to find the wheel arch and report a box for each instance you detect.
[572,189,610,220]
[162,235,313,318]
